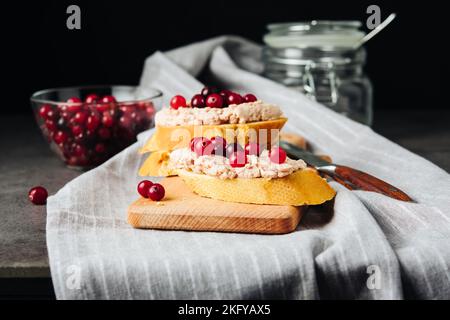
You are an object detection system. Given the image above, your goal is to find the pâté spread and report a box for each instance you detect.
[169,148,307,179]
[155,100,283,126]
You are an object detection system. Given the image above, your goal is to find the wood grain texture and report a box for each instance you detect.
[128,177,306,234]
[334,165,414,202]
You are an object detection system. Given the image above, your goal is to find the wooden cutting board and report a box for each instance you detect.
[127,176,306,234]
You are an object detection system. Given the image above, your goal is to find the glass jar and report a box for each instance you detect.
[263,21,373,125]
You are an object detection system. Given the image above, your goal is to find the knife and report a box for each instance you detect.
[279,140,413,202]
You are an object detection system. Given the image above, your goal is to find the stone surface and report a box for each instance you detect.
[0,110,449,281]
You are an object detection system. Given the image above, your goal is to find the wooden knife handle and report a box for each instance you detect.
[334,165,413,202]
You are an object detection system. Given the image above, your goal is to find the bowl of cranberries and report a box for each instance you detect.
[31,85,162,169]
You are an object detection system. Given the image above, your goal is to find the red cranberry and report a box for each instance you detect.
[67,97,81,104]
[85,94,99,104]
[66,97,82,113]
[191,94,206,108]
[45,109,58,120]
[201,87,218,97]
[119,104,134,114]
[98,127,111,140]
[244,94,257,103]
[170,95,187,109]
[94,143,106,153]
[28,186,48,205]
[189,137,202,152]
[210,136,227,156]
[229,151,247,168]
[60,111,72,121]
[269,146,287,164]
[96,103,110,113]
[72,144,87,157]
[119,115,133,129]
[219,90,232,99]
[206,94,224,108]
[145,106,155,117]
[71,125,84,136]
[227,93,243,105]
[54,131,68,144]
[102,112,114,127]
[45,119,58,132]
[39,104,53,119]
[74,132,87,143]
[226,143,244,157]
[86,114,100,131]
[101,95,117,104]
[148,183,165,201]
[74,111,88,125]
[137,180,153,198]
[245,142,260,156]
[193,137,214,156]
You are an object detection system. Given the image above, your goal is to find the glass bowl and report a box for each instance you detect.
[30,85,162,169]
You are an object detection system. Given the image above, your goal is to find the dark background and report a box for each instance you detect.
[1,0,448,115]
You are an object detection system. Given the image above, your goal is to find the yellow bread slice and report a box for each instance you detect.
[139,118,287,154]
[138,150,177,177]
[177,168,336,206]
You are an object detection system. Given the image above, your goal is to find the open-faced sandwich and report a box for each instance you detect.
[139,88,287,176]
[138,87,335,206]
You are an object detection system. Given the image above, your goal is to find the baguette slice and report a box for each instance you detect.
[177,168,336,206]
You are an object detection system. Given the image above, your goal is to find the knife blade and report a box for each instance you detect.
[279,140,414,202]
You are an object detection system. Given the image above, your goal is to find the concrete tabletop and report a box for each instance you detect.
[1,110,449,296]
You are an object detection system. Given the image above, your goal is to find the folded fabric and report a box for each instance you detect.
[47,36,450,299]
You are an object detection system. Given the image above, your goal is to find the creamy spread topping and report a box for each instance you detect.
[155,100,283,126]
[169,148,307,179]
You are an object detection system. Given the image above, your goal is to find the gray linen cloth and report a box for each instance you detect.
[47,36,450,299]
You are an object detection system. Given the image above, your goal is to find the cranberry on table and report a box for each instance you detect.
[201,86,218,97]
[137,180,153,198]
[229,150,247,168]
[269,146,287,164]
[243,94,257,103]
[227,93,243,105]
[148,183,165,201]
[206,94,224,108]
[245,142,260,156]
[191,94,205,108]
[28,186,48,205]
[170,95,187,109]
